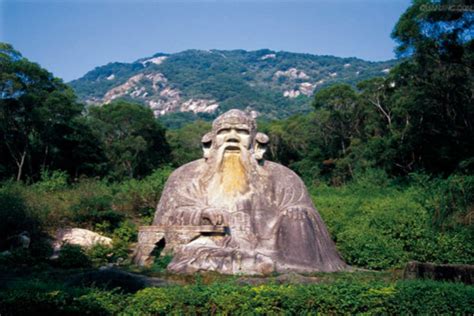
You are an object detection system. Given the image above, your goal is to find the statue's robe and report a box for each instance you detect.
[153,158,347,274]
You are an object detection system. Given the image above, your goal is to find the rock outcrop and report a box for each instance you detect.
[134,109,347,275]
[52,228,112,258]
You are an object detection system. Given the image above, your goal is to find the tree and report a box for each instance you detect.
[0,43,86,181]
[87,101,170,180]
[312,84,362,178]
[389,0,474,174]
[166,120,211,166]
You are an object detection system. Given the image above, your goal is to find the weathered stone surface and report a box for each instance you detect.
[52,228,112,258]
[134,109,347,275]
[404,261,474,285]
[4,231,30,250]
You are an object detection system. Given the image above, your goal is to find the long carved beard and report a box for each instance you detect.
[204,145,252,207]
[219,152,249,196]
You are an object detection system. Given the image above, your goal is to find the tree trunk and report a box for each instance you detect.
[42,145,49,171]
[16,150,26,181]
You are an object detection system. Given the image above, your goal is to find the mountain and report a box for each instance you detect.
[69,49,397,125]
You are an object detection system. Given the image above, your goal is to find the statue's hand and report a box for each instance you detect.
[283,206,308,220]
[200,208,226,226]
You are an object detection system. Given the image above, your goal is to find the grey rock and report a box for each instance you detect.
[134,109,347,275]
[404,261,474,285]
[51,228,112,259]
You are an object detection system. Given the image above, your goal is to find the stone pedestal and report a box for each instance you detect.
[133,225,226,267]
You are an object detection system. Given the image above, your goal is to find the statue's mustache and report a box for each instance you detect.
[217,142,251,160]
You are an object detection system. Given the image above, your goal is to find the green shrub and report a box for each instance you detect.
[111,221,137,262]
[0,282,77,315]
[113,167,172,223]
[0,184,39,249]
[86,243,114,267]
[81,222,138,268]
[416,174,474,229]
[337,229,406,269]
[75,288,127,315]
[56,244,91,269]
[312,173,474,269]
[0,248,36,267]
[34,170,69,192]
[1,276,473,315]
[72,194,124,232]
[122,280,474,315]
[389,280,474,315]
[150,254,173,273]
[112,220,137,243]
[0,278,125,315]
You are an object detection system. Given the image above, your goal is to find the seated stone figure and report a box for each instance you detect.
[134,109,347,274]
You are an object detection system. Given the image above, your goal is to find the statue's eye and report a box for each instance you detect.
[237,129,250,135]
[217,128,230,135]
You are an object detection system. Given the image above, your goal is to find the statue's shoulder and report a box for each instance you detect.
[262,160,305,187]
[168,159,206,180]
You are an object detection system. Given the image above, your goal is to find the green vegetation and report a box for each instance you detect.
[86,101,170,180]
[1,275,473,315]
[313,172,474,270]
[70,48,396,124]
[1,1,473,314]
[0,170,471,272]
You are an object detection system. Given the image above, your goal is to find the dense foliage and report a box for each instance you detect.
[313,171,474,269]
[86,101,170,179]
[0,43,96,181]
[0,46,171,181]
[1,276,473,315]
[257,0,474,181]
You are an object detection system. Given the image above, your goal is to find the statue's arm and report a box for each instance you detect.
[152,165,202,226]
[152,162,224,226]
[270,163,321,221]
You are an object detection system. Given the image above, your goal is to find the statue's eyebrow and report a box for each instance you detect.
[236,128,250,135]
[217,128,231,134]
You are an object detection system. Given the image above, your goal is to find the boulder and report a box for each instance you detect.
[52,228,112,258]
[404,261,474,285]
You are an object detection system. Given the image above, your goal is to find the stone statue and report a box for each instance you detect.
[134,109,347,274]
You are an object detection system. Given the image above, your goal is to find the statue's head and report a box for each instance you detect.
[201,109,269,198]
[202,109,269,161]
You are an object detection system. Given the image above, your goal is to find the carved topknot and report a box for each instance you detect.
[212,109,257,133]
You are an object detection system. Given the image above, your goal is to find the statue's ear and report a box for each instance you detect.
[202,132,213,159]
[254,132,269,160]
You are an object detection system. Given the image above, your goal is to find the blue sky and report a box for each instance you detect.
[1,0,411,82]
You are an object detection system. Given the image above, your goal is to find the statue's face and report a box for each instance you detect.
[215,123,251,152]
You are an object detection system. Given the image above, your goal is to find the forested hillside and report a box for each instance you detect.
[70,49,396,127]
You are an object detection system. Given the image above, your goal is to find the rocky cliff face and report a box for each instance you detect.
[70,49,396,119]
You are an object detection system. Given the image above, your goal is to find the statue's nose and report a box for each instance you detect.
[226,129,240,142]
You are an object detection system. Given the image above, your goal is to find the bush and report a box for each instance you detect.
[72,194,124,233]
[416,174,474,229]
[1,275,473,315]
[123,280,474,315]
[0,184,39,249]
[0,278,125,315]
[111,221,137,262]
[113,167,172,223]
[312,172,474,269]
[34,170,69,192]
[56,244,91,269]
[86,244,114,267]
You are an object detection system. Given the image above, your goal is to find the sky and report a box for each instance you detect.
[1,0,411,82]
